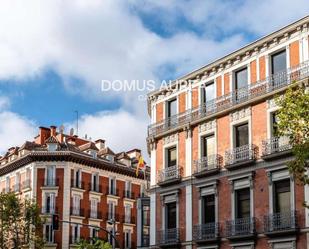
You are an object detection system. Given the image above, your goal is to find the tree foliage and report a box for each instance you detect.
[77,238,112,249]
[0,193,44,249]
[275,85,309,185]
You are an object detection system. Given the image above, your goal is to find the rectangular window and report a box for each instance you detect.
[274,179,291,213]
[201,134,215,158]
[15,173,20,192]
[92,173,99,192]
[44,224,54,243]
[125,181,131,198]
[46,166,55,186]
[235,123,249,148]
[236,188,250,219]
[271,50,287,75]
[125,204,131,223]
[73,195,80,215]
[71,225,80,244]
[166,202,177,229]
[202,194,215,224]
[90,227,99,239]
[74,169,81,188]
[167,146,177,168]
[235,68,248,90]
[90,199,98,218]
[108,201,115,220]
[5,177,10,193]
[202,82,215,104]
[167,99,177,118]
[109,177,116,195]
[45,193,55,214]
[124,230,131,249]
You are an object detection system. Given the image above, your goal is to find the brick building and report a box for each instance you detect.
[0,126,150,249]
[147,16,309,249]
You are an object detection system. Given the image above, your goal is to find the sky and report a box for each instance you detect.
[0,0,308,159]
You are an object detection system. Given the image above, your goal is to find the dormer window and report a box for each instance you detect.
[88,150,97,159]
[47,143,57,152]
[107,155,115,163]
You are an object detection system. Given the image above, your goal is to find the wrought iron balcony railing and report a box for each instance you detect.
[225,144,257,167]
[262,136,292,157]
[158,165,181,184]
[226,217,256,238]
[194,155,222,176]
[193,222,219,242]
[157,228,180,245]
[264,211,297,234]
[148,61,309,137]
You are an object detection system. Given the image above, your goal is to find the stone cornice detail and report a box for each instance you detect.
[230,107,251,122]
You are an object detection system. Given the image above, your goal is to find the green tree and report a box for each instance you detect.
[77,238,112,249]
[0,193,44,249]
[275,84,309,186]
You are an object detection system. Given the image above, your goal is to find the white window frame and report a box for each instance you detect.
[44,224,54,244]
[124,229,132,249]
[45,166,56,186]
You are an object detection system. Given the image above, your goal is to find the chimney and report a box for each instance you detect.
[95,139,105,150]
[126,149,141,159]
[50,126,57,137]
[36,127,50,145]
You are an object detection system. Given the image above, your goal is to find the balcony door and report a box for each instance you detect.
[274,179,291,214]
[235,68,248,102]
[271,50,287,87]
[167,99,177,127]
[235,123,249,148]
[167,147,177,168]
[202,82,215,112]
[236,188,250,219]
[202,194,215,224]
[166,202,177,230]
[201,135,215,169]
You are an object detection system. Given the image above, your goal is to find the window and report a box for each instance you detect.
[167,99,177,118]
[108,201,115,220]
[71,224,80,244]
[235,123,249,148]
[108,228,115,247]
[109,177,116,195]
[73,195,81,215]
[166,202,177,229]
[202,82,215,104]
[92,173,99,192]
[236,188,250,219]
[166,147,177,168]
[90,199,98,218]
[125,181,131,198]
[125,204,131,223]
[274,179,291,213]
[15,173,20,192]
[90,227,99,239]
[271,112,279,137]
[124,230,131,249]
[46,166,55,186]
[5,177,10,193]
[201,134,215,158]
[202,195,215,224]
[271,50,287,75]
[47,143,57,152]
[235,68,248,90]
[44,224,54,243]
[45,193,55,214]
[74,169,81,188]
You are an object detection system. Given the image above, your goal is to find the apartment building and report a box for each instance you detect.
[147,16,309,249]
[0,126,149,249]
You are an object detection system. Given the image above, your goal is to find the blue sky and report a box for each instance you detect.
[0,0,308,157]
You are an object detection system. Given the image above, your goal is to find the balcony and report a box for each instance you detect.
[225,217,256,240]
[193,155,222,178]
[262,136,292,160]
[71,180,85,189]
[148,61,309,138]
[156,228,180,247]
[106,187,119,196]
[89,210,103,220]
[225,144,258,170]
[88,183,102,193]
[193,223,220,243]
[70,207,85,217]
[157,165,182,186]
[264,211,298,236]
[44,177,59,187]
[123,190,135,199]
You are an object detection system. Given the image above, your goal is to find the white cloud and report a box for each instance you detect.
[0,111,37,155]
[0,96,10,111]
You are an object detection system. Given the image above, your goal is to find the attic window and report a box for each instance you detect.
[47,143,57,152]
[89,150,97,159]
[107,155,114,163]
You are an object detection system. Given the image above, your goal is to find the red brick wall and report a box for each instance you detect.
[224,73,230,95]
[191,126,199,166]
[192,87,199,108]
[252,102,267,157]
[218,177,231,234]
[156,139,163,177]
[259,56,266,80]
[216,75,222,97]
[156,102,164,122]
[178,187,186,241]
[54,168,64,249]
[250,60,257,83]
[178,131,186,176]
[217,116,230,166]
[178,92,186,113]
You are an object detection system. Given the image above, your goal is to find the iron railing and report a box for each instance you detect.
[194,155,222,174]
[158,165,181,183]
[148,61,309,137]
[262,136,292,156]
[157,228,180,245]
[44,177,59,187]
[225,144,257,166]
[193,222,219,241]
[89,210,102,220]
[264,211,297,233]
[226,217,256,237]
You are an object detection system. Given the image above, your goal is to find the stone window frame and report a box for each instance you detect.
[197,180,219,225]
[198,120,217,160]
[268,236,296,249]
[266,167,295,214]
[163,140,178,170]
[160,190,179,230]
[228,172,255,220]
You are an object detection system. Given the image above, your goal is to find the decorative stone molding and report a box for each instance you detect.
[163,133,178,145]
[230,107,251,122]
[198,120,216,133]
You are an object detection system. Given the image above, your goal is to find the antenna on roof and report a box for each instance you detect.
[69,128,74,136]
[75,110,79,136]
[85,134,88,139]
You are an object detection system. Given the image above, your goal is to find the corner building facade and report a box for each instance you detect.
[0,126,150,249]
[147,16,309,249]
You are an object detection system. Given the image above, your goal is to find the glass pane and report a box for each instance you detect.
[274,180,291,213]
[235,124,249,147]
[236,188,250,218]
[235,68,248,90]
[203,195,215,223]
[168,99,177,117]
[167,147,177,167]
[166,202,177,229]
[202,82,215,104]
[202,135,215,157]
[272,50,287,75]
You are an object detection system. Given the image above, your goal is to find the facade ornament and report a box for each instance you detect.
[230,107,251,122]
[163,133,178,145]
[198,120,216,133]
[229,180,234,193]
[266,98,278,109]
[267,172,272,186]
